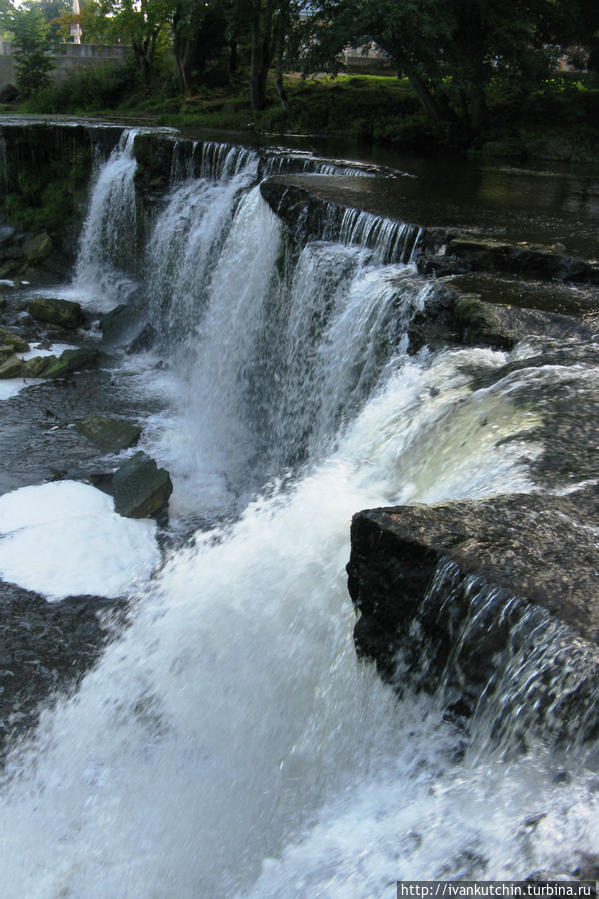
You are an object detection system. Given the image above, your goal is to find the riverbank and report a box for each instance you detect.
[5,69,599,164]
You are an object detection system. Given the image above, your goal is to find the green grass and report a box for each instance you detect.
[7,61,599,162]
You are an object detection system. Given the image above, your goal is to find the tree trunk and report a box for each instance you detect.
[274,2,289,112]
[250,0,276,112]
[468,82,488,137]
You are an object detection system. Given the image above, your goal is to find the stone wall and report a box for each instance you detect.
[0,41,129,87]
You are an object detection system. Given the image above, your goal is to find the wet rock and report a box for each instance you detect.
[347,487,599,739]
[28,297,84,330]
[127,322,156,353]
[408,287,591,353]
[23,232,52,267]
[0,327,29,354]
[75,415,141,453]
[112,451,173,519]
[44,347,99,378]
[100,302,148,346]
[0,356,24,379]
[441,236,599,284]
[23,355,57,378]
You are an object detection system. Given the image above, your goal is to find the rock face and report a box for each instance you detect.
[28,297,84,330]
[407,287,593,354]
[112,451,173,519]
[75,416,141,453]
[347,488,599,742]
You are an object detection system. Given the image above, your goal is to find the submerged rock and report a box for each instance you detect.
[28,297,84,330]
[112,451,173,519]
[75,415,141,453]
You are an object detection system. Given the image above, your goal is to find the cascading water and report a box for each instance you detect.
[0,133,598,897]
[72,129,139,310]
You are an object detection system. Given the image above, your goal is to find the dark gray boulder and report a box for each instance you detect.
[347,487,599,743]
[75,415,141,453]
[112,451,173,519]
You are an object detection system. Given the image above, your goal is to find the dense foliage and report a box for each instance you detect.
[1,0,598,153]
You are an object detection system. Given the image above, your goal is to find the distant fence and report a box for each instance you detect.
[0,41,129,87]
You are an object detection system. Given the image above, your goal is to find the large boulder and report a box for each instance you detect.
[75,415,141,453]
[0,328,29,354]
[0,356,25,379]
[111,451,173,519]
[28,297,84,330]
[347,487,599,743]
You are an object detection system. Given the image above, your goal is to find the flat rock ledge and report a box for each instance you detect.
[347,487,599,745]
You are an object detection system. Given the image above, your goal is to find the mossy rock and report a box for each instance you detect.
[0,356,25,378]
[44,348,99,378]
[454,294,501,334]
[0,328,29,354]
[23,355,57,378]
[28,297,84,330]
[75,416,141,453]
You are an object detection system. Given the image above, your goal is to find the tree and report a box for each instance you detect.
[249,0,304,111]
[90,0,171,82]
[171,0,228,94]
[300,0,562,143]
[11,4,55,97]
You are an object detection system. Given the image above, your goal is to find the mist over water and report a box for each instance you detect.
[0,132,598,897]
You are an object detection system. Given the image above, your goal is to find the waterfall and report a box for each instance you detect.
[0,135,598,897]
[72,129,139,311]
[340,207,422,263]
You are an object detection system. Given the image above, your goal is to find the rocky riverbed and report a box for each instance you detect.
[0,284,173,755]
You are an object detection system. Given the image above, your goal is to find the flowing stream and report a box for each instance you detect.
[0,132,597,897]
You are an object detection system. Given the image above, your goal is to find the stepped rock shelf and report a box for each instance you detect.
[0,117,599,750]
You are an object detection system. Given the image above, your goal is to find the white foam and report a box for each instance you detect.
[0,378,43,400]
[0,481,160,601]
[19,343,75,361]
